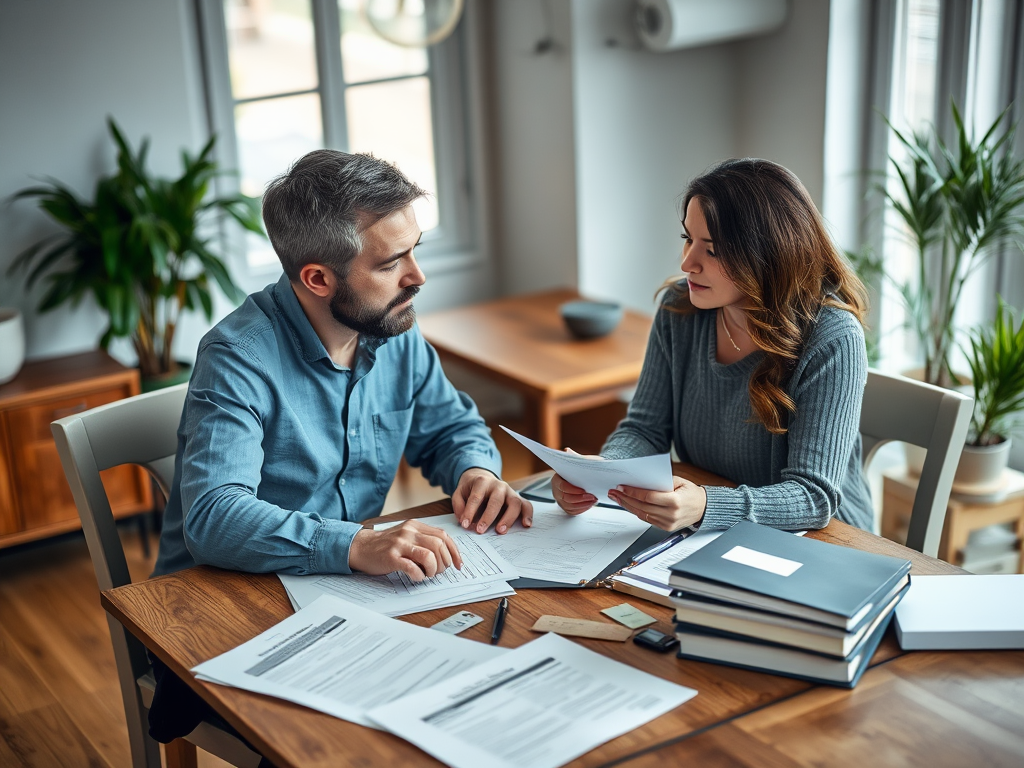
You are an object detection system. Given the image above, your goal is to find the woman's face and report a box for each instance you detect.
[680,197,746,310]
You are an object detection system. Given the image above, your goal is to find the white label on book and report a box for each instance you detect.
[720,545,803,576]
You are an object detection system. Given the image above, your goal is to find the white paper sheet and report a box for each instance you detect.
[367,632,697,768]
[376,503,651,584]
[279,532,518,615]
[192,595,507,727]
[500,426,673,505]
[282,576,516,616]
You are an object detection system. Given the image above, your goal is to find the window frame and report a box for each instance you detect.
[194,0,478,281]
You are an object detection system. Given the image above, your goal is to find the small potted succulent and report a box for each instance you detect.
[957,298,1024,488]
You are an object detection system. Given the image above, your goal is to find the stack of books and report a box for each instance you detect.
[667,521,911,688]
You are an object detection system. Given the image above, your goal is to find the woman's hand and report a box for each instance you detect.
[608,476,707,531]
[551,473,597,516]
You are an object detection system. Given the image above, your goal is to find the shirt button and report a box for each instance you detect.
[349,428,358,437]
[340,478,346,486]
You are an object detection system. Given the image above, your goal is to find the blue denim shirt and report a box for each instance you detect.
[152,275,502,577]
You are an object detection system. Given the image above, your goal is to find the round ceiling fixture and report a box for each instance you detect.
[364,0,465,48]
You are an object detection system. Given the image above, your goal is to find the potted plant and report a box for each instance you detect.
[956,298,1024,488]
[7,118,265,384]
[877,102,1024,388]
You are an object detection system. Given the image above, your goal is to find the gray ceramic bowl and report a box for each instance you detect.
[559,300,623,339]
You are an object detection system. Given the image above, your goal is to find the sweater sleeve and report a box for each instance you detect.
[700,320,868,531]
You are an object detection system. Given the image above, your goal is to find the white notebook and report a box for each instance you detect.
[894,574,1024,650]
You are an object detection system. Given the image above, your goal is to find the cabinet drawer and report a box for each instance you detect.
[13,387,128,443]
[5,384,149,532]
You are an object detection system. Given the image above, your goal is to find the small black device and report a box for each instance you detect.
[632,628,679,653]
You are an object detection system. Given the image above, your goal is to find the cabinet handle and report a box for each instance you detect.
[52,402,88,420]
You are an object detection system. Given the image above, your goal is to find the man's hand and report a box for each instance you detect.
[349,520,463,582]
[452,468,533,534]
[608,476,706,531]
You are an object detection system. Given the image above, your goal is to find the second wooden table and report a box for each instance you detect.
[418,289,652,449]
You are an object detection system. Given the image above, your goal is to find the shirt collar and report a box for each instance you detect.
[270,273,390,368]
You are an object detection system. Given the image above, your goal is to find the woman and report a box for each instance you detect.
[553,158,873,532]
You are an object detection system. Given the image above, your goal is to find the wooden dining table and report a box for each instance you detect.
[100,467,1024,768]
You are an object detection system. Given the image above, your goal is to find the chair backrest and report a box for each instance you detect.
[860,369,973,558]
[50,383,187,768]
[51,383,187,593]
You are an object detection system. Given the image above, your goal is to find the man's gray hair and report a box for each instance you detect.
[262,150,426,280]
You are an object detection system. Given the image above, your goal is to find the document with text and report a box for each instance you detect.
[501,426,673,505]
[375,503,651,584]
[192,595,507,727]
[368,632,697,768]
[279,532,517,615]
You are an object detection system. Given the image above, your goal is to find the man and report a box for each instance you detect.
[152,150,532,582]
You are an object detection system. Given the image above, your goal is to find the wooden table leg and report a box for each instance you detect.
[165,738,198,768]
[537,397,561,450]
[940,498,970,566]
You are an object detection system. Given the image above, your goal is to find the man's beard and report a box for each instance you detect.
[329,280,420,338]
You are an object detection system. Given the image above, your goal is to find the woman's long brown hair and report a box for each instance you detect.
[665,158,868,434]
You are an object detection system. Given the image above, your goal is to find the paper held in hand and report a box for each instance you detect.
[500,426,673,505]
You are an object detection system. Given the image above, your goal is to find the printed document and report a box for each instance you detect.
[501,426,673,504]
[376,502,651,584]
[367,632,697,768]
[192,595,507,727]
[279,532,517,615]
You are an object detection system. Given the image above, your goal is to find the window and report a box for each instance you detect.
[198,0,472,271]
[877,0,941,372]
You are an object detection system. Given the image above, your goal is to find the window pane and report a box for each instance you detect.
[225,0,318,100]
[346,78,439,230]
[235,93,323,197]
[339,0,428,83]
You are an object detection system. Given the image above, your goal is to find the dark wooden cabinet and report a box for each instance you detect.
[0,351,152,548]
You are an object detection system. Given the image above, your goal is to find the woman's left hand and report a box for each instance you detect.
[608,476,706,531]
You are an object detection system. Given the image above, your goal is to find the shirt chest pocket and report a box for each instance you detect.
[373,405,415,496]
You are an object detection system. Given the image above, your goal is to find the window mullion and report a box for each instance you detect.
[313,0,349,151]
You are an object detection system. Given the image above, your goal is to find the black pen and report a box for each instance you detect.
[490,597,509,645]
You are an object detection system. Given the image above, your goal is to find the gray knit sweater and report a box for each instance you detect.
[602,293,873,532]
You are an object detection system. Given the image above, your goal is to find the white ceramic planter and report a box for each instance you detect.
[954,438,1012,490]
[0,309,25,385]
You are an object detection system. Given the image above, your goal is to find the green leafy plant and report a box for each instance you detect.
[878,102,1024,387]
[962,297,1024,446]
[7,118,265,378]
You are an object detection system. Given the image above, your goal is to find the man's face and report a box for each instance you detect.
[328,205,425,338]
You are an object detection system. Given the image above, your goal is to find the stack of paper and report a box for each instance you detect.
[194,595,698,767]
[280,532,517,617]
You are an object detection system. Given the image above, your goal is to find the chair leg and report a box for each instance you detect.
[138,512,150,559]
[165,738,199,768]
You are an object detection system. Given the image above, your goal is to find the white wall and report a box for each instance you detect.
[0,0,208,363]
[488,0,832,315]
[489,0,578,295]
[570,0,738,314]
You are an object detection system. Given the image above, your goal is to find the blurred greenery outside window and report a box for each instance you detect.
[200,0,468,273]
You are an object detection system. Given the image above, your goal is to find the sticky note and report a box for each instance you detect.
[601,603,657,629]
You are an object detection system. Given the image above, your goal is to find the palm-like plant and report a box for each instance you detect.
[962,298,1024,447]
[880,103,1024,387]
[8,118,265,378]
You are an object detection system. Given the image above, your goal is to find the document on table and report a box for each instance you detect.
[192,595,507,728]
[500,426,673,505]
[367,632,697,768]
[279,532,518,615]
[375,502,651,584]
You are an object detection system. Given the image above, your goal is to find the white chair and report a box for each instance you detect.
[50,384,261,768]
[860,369,974,558]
